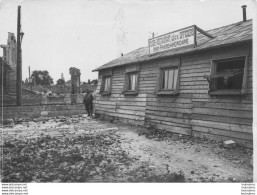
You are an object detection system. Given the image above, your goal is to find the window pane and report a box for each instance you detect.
[161,68,178,90]
[215,57,245,90]
[104,77,110,91]
[162,70,168,89]
[167,70,174,89]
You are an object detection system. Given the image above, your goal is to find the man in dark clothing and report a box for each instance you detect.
[83,89,94,117]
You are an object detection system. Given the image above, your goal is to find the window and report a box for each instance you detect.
[104,76,111,92]
[128,73,138,91]
[161,68,178,90]
[206,56,248,95]
[100,76,111,95]
[123,65,140,95]
[156,66,179,95]
[99,70,112,95]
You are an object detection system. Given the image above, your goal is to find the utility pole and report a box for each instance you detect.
[16,5,22,106]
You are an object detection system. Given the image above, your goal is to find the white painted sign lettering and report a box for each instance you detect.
[148,26,195,55]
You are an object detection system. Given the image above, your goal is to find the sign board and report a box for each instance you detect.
[148,26,195,55]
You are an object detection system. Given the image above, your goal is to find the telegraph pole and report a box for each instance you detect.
[16,6,22,106]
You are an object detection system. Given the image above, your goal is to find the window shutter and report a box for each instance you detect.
[241,56,249,95]
[155,69,162,93]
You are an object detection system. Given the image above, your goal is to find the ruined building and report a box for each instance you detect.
[0,33,17,106]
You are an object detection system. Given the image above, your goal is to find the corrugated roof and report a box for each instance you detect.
[93,19,252,72]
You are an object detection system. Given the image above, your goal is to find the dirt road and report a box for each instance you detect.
[1,115,253,182]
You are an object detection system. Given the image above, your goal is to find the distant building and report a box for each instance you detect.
[0,33,18,106]
[93,18,253,148]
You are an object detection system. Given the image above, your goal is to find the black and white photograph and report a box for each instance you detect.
[0,0,256,194]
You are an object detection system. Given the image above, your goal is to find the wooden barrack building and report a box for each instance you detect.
[93,19,253,148]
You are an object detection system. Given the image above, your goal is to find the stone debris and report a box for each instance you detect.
[1,115,253,183]
[3,119,14,126]
[40,111,48,117]
[2,115,119,142]
[223,140,236,148]
[172,134,179,140]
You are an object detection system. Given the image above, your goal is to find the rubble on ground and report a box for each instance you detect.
[223,140,236,149]
[1,116,253,183]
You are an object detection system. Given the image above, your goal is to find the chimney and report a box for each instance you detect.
[242,5,247,22]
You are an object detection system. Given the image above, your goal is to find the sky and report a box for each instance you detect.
[0,0,256,83]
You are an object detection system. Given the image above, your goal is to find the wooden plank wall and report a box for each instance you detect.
[95,42,253,147]
[186,43,253,148]
[143,57,193,135]
[95,67,146,125]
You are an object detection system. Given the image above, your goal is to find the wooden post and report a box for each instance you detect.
[194,25,197,48]
[16,5,22,106]
[195,26,215,39]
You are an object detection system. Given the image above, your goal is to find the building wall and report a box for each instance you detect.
[4,32,17,95]
[187,43,252,148]
[0,59,17,106]
[95,67,146,125]
[6,32,17,69]
[1,104,86,122]
[95,42,253,147]
[0,33,17,106]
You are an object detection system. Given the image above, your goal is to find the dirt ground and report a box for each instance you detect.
[117,125,253,182]
[1,115,253,182]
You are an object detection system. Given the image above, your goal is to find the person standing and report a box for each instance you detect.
[83,89,94,117]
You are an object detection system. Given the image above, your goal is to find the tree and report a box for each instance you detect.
[56,78,65,86]
[88,79,91,84]
[31,70,53,86]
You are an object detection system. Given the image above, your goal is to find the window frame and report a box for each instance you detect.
[207,55,248,96]
[160,67,179,90]
[122,65,140,95]
[99,69,112,95]
[155,60,181,95]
